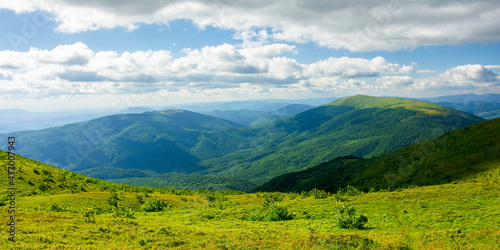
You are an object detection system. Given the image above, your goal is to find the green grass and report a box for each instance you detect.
[1,180,499,249]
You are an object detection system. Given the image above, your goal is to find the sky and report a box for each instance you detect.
[0,0,499,111]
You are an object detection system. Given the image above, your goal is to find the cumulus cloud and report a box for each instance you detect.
[304,56,414,78]
[376,75,413,88]
[1,0,499,51]
[0,42,497,105]
[413,64,500,90]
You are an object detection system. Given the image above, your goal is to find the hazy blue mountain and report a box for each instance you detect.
[206,104,314,126]
[418,93,500,103]
[435,101,500,119]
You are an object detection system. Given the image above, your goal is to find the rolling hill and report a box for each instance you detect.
[1,95,485,190]
[256,117,500,192]
[1,143,498,249]
[206,104,314,126]
[203,95,485,185]
[2,110,253,174]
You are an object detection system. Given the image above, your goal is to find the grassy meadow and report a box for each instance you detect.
[2,169,499,249]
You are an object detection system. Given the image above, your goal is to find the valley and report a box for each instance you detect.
[1,95,499,249]
[1,95,485,191]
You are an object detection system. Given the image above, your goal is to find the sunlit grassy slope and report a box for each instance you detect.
[1,178,499,249]
[256,118,500,193]
[1,121,500,250]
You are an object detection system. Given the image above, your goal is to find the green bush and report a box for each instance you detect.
[107,192,121,208]
[337,185,362,197]
[0,196,9,206]
[141,198,170,212]
[249,203,294,222]
[310,188,329,199]
[136,194,145,204]
[48,203,65,212]
[138,239,146,246]
[261,192,285,208]
[113,206,135,219]
[82,208,95,223]
[38,183,49,192]
[336,204,368,229]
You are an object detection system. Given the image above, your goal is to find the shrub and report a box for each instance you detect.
[0,196,9,206]
[136,194,145,204]
[41,169,52,176]
[138,239,146,246]
[262,192,285,208]
[107,192,121,208]
[336,204,368,229]
[337,185,362,197]
[288,192,299,200]
[141,198,170,212]
[310,188,329,199]
[113,206,135,219]
[82,208,96,223]
[48,203,65,212]
[249,203,294,222]
[38,183,49,192]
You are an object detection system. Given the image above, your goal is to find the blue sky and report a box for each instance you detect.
[0,1,499,111]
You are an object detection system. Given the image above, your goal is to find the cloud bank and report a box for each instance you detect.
[1,42,498,109]
[2,0,500,51]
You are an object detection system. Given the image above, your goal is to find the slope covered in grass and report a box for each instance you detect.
[256,118,500,193]
[1,178,499,249]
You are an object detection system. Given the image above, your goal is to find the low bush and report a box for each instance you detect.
[141,198,170,212]
[113,206,135,219]
[336,204,368,229]
[249,203,294,222]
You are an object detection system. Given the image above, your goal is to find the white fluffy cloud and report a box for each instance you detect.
[1,42,498,109]
[1,0,499,51]
[376,75,414,88]
[413,64,500,91]
[0,42,420,97]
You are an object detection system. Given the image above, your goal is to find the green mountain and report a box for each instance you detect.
[204,95,484,185]
[2,95,485,190]
[206,104,314,126]
[4,109,252,174]
[256,118,500,192]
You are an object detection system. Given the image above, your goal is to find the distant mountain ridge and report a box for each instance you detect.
[2,95,485,190]
[202,95,484,185]
[206,104,314,126]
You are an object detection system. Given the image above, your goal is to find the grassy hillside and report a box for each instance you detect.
[1,135,499,249]
[256,118,500,193]
[205,95,484,185]
[2,164,499,248]
[0,150,217,196]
